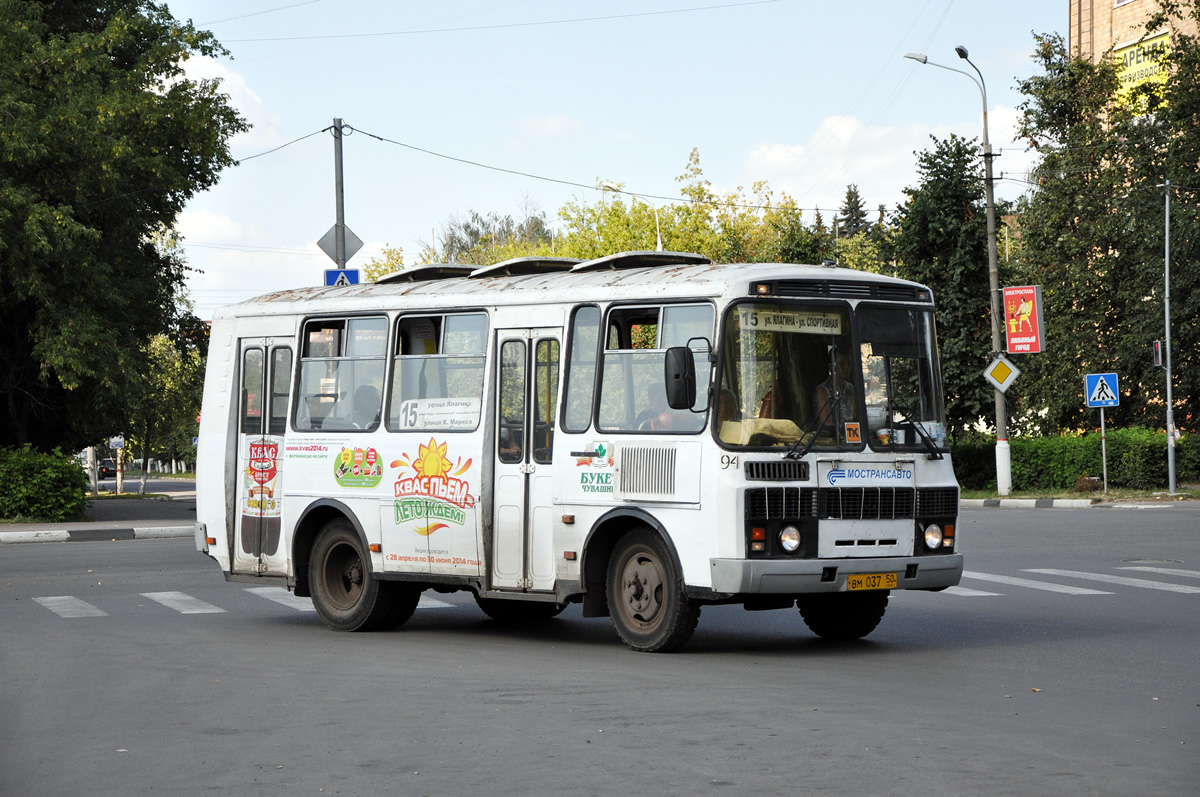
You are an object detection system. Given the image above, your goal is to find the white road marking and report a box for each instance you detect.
[418,596,453,609]
[1118,566,1200,579]
[141,591,226,614]
[962,571,1112,595]
[33,596,108,618]
[943,585,1002,597]
[245,587,315,611]
[1025,569,1200,594]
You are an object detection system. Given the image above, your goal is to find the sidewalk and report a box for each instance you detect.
[1,485,195,544]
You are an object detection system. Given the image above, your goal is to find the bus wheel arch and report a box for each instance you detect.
[291,500,369,599]
[579,509,687,618]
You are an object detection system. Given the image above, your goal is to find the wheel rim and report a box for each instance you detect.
[322,540,364,610]
[617,547,666,630]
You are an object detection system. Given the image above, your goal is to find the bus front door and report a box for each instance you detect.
[491,329,561,592]
[233,339,293,577]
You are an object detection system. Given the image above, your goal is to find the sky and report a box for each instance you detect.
[167,0,1069,320]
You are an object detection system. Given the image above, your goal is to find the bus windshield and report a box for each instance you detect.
[716,301,947,451]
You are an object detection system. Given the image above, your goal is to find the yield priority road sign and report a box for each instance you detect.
[1085,373,1119,407]
[983,355,1020,393]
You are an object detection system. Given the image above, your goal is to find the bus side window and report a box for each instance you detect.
[268,347,292,436]
[562,306,600,433]
[295,317,386,432]
[532,338,559,464]
[241,347,264,435]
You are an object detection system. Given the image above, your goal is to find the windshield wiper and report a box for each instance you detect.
[784,391,837,460]
[889,403,944,460]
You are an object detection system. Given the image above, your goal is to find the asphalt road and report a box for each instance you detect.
[2,506,1197,795]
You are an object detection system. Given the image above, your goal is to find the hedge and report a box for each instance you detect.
[0,446,90,522]
[951,429,1200,492]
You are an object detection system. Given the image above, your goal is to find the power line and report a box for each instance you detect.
[236,126,331,162]
[223,0,782,42]
[200,1,323,27]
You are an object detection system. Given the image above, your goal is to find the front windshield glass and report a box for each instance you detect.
[716,303,859,450]
[857,305,948,451]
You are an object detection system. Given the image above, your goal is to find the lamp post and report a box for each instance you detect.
[599,181,663,252]
[906,47,1011,495]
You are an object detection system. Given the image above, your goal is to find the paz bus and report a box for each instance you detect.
[195,251,962,652]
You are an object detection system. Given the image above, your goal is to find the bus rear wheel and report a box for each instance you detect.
[309,519,420,631]
[607,528,699,653]
[797,591,889,640]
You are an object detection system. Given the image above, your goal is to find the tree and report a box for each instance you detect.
[0,1,247,451]
[838,184,870,238]
[361,244,405,282]
[1013,14,1199,433]
[128,329,206,492]
[892,134,997,438]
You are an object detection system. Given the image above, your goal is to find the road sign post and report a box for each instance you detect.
[1085,373,1119,494]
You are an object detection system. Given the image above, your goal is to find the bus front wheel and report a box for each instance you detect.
[797,591,889,640]
[309,519,420,632]
[606,528,699,653]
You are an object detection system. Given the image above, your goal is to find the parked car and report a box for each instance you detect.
[99,458,117,479]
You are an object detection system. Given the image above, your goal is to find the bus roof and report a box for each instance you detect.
[213,252,933,321]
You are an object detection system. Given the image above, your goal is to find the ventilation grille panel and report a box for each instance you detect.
[618,446,677,497]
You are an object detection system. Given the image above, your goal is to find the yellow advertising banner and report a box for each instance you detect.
[1114,33,1169,114]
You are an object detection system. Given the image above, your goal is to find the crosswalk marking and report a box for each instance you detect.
[962,571,1112,595]
[943,585,1002,597]
[245,587,315,611]
[141,591,226,614]
[1118,566,1200,579]
[33,596,108,618]
[419,596,453,609]
[1025,569,1200,594]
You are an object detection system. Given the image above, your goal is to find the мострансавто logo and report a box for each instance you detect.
[827,467,913,486]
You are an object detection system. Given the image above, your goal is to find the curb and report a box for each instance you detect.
[962,498,1095,509]
[0,526,193,544]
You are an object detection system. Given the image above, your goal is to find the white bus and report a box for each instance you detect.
[196,251,962,652]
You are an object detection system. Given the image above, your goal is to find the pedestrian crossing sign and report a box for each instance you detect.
[1085,373,1119,408]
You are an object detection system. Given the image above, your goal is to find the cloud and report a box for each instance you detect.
[180,55,284,155]
[742,108,1036,214]
[516,116,583,137]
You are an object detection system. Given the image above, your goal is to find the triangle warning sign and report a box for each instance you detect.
[1089,377,1115,404]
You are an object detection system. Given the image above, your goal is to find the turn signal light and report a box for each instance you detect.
[751,527,766,541]
[368,543,382,553]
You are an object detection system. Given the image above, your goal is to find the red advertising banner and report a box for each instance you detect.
[1003,285,1045,353]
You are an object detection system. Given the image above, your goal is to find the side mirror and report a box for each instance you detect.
[664,347,697,410]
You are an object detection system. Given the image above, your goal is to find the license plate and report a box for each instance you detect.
[847,572,897,591]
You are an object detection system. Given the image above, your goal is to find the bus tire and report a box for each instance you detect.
[607,527,699,653]
[797,591,889,640]
[474,596,565,623]
[309,519,418,631]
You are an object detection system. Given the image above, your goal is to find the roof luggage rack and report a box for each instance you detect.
[570,250,711,272]
[375,264,475,283]
[469,256,582,278]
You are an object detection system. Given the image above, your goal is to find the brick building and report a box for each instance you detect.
[1070,0,1198,59]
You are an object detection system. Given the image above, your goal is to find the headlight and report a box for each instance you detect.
[779,525,801,552]
[923,524,943,550]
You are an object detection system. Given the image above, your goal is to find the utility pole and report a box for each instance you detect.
[1164,180,1177,494]
[333,117,346,269]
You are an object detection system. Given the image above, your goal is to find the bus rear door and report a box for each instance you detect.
[233,339,293,577]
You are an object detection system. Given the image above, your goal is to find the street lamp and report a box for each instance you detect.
[906,47,1011,496]
[599,180,663,252]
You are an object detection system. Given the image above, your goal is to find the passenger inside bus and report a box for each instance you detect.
[815,347,857,431]
[352,384,381,431]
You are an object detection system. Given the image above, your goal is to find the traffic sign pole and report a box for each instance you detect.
[1100,407,1107,495]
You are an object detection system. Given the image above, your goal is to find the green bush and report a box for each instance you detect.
[0,446,89,521]
[952,429,1199,491]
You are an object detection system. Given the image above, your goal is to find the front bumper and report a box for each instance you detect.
[710,553,963,594]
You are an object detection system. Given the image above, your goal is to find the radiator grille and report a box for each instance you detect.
[745,460,809,481]
[745,487,818,519]
[618,446,677,496]
[769,280,929,302]
[917,487,959,516]
[819,487,915,519]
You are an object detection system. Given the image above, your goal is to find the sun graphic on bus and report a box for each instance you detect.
[412,438,453,480]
